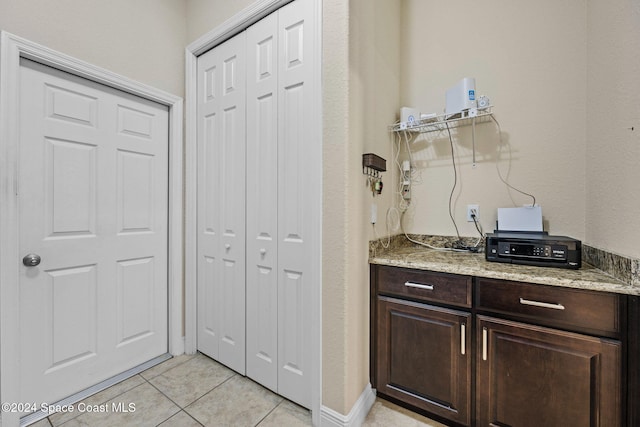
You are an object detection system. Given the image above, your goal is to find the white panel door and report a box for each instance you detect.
[196,32,247,374]
[277,0,316,408]
[246,11,279,392]
[18,59,168,406]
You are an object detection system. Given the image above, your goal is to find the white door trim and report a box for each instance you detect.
[184,0,322,424]
[0,31,184,427]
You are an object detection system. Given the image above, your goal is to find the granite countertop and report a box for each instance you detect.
[370,244,640,296]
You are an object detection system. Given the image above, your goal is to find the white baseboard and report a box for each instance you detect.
[320,384,376,427]
[170,335,185,356]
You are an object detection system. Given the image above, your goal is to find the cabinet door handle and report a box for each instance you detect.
[460,323,466,355]
[482,327,488,361]
[404,281,434,291]
[519,297,565,311]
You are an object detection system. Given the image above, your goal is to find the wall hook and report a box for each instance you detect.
[362,153,386,178]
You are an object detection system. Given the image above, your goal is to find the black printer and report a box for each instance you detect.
[485,231,581,269]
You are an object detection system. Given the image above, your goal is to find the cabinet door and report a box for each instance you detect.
[476,316,621,427]
[377,296,471,426]
[196,31,247,374]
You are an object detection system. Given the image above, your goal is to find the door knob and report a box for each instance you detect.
[23,253,41,267]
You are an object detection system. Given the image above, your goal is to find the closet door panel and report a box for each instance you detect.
[277,0,316,409]
[197,50,221,360]
[197,32,247,375]
[246,11,279,392]
[217,33,247,374]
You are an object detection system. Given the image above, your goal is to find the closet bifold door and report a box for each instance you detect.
[246,11,279,392]
[246,0,315,409]
[276,0,315,409]
[196,31,247,375]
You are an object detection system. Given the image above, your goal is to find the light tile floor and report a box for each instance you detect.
[28,353,446,427]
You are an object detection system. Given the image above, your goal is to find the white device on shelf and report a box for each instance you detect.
[399,107,420,129]
[445,77,477,119]
[477,95,491,110]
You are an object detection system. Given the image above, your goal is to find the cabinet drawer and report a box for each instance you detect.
[475,277,621,337]
[377,266,472,308]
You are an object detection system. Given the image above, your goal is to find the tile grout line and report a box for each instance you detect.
[152,409,202,427]
[136,378,182,427]
[43,355,187,427]
[141,363,240,425]
[48,376,149,427]
[139,354,199,382]
[177,373,239,412]
[51,355,199,427]
[52,373,152,427]
[253,398,285,427]
[42,355,312,427]
[140,354,230,410]
[168,410,205,427]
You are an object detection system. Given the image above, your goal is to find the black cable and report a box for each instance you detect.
[472,213,484,237]
[471,213,485,250]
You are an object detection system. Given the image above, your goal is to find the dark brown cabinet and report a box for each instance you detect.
[371,265,473,426]
[475,276,622,426]
[371,264,631,427]
[376,296,471,425]
[476,315,621,427]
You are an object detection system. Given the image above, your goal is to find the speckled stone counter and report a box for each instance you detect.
[369,237,640,296]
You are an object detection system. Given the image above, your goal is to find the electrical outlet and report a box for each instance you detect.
[467,204,479,222]
[402,185,411,200]
[402,162,411,200]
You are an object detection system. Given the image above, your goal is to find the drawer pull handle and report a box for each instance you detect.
[519,298,565,311]
[404,281,434,291]
[482,327,488,361]
[460,323,466,355]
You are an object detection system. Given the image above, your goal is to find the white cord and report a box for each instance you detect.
[372,206,400,250]
[388,122,482,253]
[400,210,469,252]
[402,130,422,184]
[390,125,467,252]
[393,132,410,212]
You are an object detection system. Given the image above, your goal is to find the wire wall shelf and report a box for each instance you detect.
[389,107,494,134]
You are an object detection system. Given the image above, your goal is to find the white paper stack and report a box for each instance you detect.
[497,206,543,232]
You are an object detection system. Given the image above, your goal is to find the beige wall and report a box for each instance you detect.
[0,0,187,97]
[186,0,255,43]
[345,0,401,413]
[398,0,640,260]
[399,0,588,241]
[320,0,402,414]
[321,0,351,413]
[586,0,640,259]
